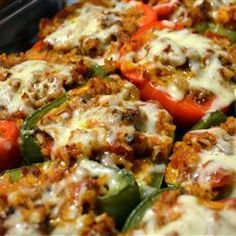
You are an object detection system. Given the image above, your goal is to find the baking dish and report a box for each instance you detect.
[0,0,65,52]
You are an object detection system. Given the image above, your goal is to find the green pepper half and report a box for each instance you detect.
[21,95,68,165]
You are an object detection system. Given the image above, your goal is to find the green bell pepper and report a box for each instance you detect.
[191,110,227,130]
[122,188,173,232]
[3,168,23,183]
[21,95,68,165]
[208,23,236,43]
[87,64,108,78]
[195,23,236,42]
[138,165,165,199]
[79,160,141,229]
[151,172,164,190]
[195,22,209,34]
[2,161,53,183]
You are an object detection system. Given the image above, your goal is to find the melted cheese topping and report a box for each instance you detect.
[133,195,236,235]
[45,3,122,51]
[2,162,115,235]
[37,80,173,161]
[123,28,235,111]
[192,127,236,193]
[3,164,90,235]
[38,92,170,159]
[0,60,73,116]
[80,159,127,196]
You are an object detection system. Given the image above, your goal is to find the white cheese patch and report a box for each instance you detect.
[0,60,73,116]
[192,127,236,192]
[79,159,127,196]
[37,166,88,204]
[45,3,121,51]
[50,215,91,236]
[134,195,236,235]
[139,102,160,133]
[188,56,234,111]
[5,217,40,236]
